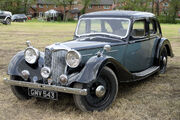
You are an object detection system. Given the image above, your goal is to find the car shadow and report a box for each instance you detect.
[31,70,175,112]
[117,73,159,98]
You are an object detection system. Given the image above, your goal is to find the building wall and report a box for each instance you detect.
[29,4,64,17]
[86,5,113,13]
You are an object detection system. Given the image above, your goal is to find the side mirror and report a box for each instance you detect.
[103,45,111,52]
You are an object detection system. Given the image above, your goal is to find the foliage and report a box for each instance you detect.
[168,0,180,23]
[117,0,152,12]
[52,0,74,21]
[0,0,35,14]
[116,0,180,24]
[80,0,99,14]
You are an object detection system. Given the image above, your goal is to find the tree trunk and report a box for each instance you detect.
[152,0,154,13]
[156,0,160,16]
[63,6,66,21]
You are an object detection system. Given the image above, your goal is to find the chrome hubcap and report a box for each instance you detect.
[163,57,167,65]
[95,85,106,97]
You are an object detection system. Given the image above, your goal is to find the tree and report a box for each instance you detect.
[155,0,160,16]
[168,0,180,23]
[80,0,99,14]
[0,0,35,14]
[117,0,151,12]
[22,0,36,14]
[0,0,22,13]
[80,0,91,14]
[151,0,155,13]
[53,0,75,21]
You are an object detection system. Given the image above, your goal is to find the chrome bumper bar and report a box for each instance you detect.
[3,78,87,96]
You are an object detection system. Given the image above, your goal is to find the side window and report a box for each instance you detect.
[77,20,86,35]
[156,21,161,36]
[132,20,146,38]
[104,22,113,33]
[149,20,156,35]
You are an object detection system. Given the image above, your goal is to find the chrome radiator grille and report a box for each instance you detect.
[0,16,6,19]
[51,50,67,83]
[44,48,52,68]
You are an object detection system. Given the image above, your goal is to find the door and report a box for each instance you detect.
[148,19,161,65]
[124,19,152,72]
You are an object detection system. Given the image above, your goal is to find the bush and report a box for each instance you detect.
[158,15,180,24]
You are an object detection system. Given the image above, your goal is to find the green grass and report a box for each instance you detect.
[0,22,179,120]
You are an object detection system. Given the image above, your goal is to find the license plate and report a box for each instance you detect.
[28,88,58,100]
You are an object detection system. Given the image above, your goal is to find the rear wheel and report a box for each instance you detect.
[10,75,31,100]
[73,66,118,111]
[159,47,168,73]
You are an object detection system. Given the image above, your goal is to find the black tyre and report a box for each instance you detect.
[73,66,118,111]
[159,46,168,73]
[4,18,11,25]
[10,75,31,100]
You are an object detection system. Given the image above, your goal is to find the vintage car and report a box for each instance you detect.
[0,10,12,25]
[4,11,173,111]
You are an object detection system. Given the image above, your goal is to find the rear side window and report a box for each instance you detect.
[156,21,161,36]
[149,20,156,35]
[132,20,145,37]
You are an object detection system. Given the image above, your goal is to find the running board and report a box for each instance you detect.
[132,66,160,77]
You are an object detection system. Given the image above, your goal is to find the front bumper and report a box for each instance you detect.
[3,78,87,96]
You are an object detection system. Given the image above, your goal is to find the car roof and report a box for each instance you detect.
[13,14,26,16]
[80,10,155,19]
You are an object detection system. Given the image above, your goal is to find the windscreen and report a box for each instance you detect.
[76,18,130,38]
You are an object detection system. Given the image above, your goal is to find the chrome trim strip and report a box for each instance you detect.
[107,50,119,53]
[82,53,93,57]
[3,78,87,96]
[75,17,131,39]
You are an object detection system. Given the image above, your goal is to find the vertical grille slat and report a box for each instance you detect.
[51,50,67,84]
[45,48,52,68]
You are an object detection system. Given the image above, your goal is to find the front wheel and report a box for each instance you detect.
[10,75,31,100]
[4,18,11,25]
[73,66,118,111]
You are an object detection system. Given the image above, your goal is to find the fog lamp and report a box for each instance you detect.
[41,67,51,79]
[59,74,68,85]
[21,70,30,80]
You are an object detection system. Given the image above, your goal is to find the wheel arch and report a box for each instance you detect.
[105,62,121,83]
[8,51,44,80]
[156,38,174,58]
[165,44,172,57]
[75,55,133,84]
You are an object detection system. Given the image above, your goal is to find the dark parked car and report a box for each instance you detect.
[12,14,27,22]
[0,10,12,25]
[4,11,173,111]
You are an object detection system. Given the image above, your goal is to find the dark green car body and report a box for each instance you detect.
[7,11,173,84]
[5,11,174,111]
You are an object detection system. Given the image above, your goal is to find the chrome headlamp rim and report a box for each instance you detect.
[41,66,51,79]
[65,50,82,68]
[24,47,40,64]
